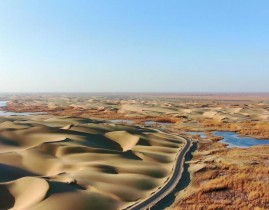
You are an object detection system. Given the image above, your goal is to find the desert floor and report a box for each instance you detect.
[0,93,269,209]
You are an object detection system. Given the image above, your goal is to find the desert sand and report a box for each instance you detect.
[0,114,185,210]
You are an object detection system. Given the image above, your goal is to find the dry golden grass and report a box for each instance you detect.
[153,116,180,124]
[198,119,269,139]
[198,119,240,131]
[170,139,269,210]
[238,122,269,139]
[175,166,269,209]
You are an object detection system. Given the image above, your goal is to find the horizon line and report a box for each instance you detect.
[0,91,269,94]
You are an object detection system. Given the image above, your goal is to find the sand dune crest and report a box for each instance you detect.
[105,131,140,151]
[0,177,49,210]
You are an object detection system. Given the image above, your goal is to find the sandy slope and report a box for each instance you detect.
[0,115,184,210]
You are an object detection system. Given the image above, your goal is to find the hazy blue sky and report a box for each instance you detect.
[0,0,268,92]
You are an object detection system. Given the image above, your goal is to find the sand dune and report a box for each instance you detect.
[0,177,49,210]
[203,111,218,118]
[105,131,140,151]
[0,116,184,210]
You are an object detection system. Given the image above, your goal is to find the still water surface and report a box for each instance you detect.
[187,131,269,148]
[214,131,269,148]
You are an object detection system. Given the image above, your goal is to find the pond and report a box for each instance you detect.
[186,130,269,148]
[214,131,269,148]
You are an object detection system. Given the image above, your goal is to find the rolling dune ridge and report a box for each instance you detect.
[0,115,184,210]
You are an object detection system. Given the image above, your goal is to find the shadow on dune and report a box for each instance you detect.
[44,181,86,199]
[56,128,146,152]
[151,141,198,210]
[0,163,37,182]
[63,133,124,151]
[44,141,142,161]
[76,133,124,151]
[0,136,20,146]
[121,150,142,160]
[136,137,151,146]
[93,164,119,174]
[0,185,15,209]
[19,126,125,151]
